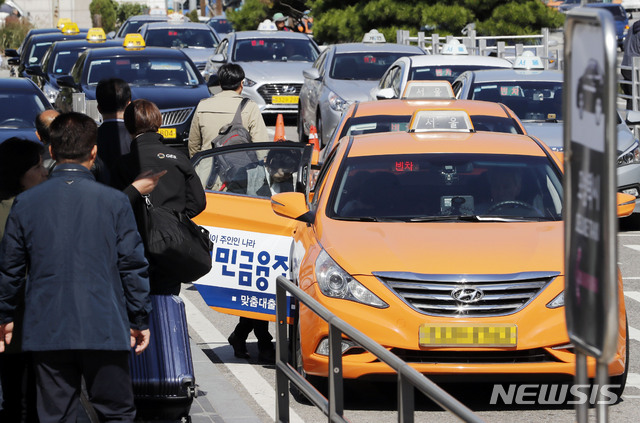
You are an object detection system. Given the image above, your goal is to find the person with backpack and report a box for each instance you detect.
[188,63,268,157]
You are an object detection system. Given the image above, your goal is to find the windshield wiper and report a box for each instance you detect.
[408,215,536,222]
[334,216,402,222]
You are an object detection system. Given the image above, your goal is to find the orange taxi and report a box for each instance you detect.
[322,97,526,161]
[268,110,629,391]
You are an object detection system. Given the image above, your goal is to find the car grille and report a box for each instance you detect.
[390,348,560,364]
[257,83,302,104]
[161,107,193,126]
[375,271,558,317]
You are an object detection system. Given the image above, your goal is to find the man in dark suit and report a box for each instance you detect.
[96,78,132,182]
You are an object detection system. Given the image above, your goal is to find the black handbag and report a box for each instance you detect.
[142,195,213,284]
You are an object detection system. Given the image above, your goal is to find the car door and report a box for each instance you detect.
[191,142,313,321]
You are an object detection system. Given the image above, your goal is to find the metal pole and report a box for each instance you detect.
[275,282,289,423]
[633,56,640,111]
[542,27,550,69]
[575,351,589,423]
[398,374,415,423]
[328,325,344,421]
[595,361,609,423]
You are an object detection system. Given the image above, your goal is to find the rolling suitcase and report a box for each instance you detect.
[128,295,196,420]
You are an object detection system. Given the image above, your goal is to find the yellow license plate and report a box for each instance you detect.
[158,128,176,138]
[272,95,299,104]
[419,323,517,347]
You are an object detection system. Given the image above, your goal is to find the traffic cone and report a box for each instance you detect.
[308,125,320,165]
[274,113,286,141]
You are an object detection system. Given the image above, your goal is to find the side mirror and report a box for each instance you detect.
[4,48,18,57]
[375,87,396,100]
[56,75,77,89]
[209,54,225,63]
[302,68,320,80]
[271,192,314,223]
[626,110,640,125]
[25,65,44,77]
[617,192,637,218]
[8,57,20,66]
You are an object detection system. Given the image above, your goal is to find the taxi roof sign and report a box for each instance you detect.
[402,80,455,100]
[57,18,72,30]
[123,33,146,50]
[409,110,474,133]
[440,39,468,55]
[87,28,107,43]
[513,51,544,70]
[61,22,80,35]
[363,29,386,43]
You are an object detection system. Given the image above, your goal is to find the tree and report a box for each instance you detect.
[228,0,272,31]
[116,3,147,27]
[89,0,117,33]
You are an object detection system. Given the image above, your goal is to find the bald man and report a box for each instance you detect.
[35,109,60,173]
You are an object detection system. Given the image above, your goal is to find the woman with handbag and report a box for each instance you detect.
[111,99,206,295]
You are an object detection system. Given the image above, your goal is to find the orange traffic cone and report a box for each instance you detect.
[308,125,320,152]
[274,113,286,141]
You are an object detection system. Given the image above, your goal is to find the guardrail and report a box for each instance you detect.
[274,275,485,423]
[396,28,562,70]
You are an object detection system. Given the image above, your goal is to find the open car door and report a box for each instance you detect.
[191,142,313,322]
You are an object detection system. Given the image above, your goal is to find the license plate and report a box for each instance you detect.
[272,95,298,104]
[158,128,176,138]
[419,323,517,347]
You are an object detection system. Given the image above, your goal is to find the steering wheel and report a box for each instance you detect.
[487,200,537,214]
[0,117,31,127]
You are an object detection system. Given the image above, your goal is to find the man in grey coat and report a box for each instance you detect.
[621,20,640,109]
[0,112,152,422]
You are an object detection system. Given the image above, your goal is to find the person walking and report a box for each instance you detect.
[0,137,48,422]
[111,99,206,295]
[35,109,59,173]
[96,78,132,180]
[188,63,268,157]
[0,113,152,422]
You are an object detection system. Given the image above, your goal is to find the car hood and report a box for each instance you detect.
[0,128,41,143]
[129,85,210,110]
[524,121,636,153]
[326,79,378,102]
[182,47,216,65]
[241,61,311,83]
[319,221,564,276]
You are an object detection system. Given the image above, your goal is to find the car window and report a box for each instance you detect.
[215,38,228,57]
[86,57,201,86]
[118,19,165,37]
[330,52,413,81]
[328,153,562,221]
[52,50,83,74]
[410,65,507,84]
[471,81,563,121]
[208,19,233,34]
[194,146,306,198]
[145,28,218,49]
[233,38,318,62]
[315,50,328,77]
[28,41,54,65]
[0,92,49,128]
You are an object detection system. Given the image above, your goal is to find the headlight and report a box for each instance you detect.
[617,141,640,167]
[328,91,349,112]
[315,250,388,308]
[546,291,564,309]
[43,84,59,103]
[244,77,257,87]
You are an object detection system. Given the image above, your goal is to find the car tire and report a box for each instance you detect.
[297,103,308,143]
[317,112,324,148]
[289,311,326,403]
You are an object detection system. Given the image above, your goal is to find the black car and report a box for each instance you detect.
[6,30,88,78]
[577,58,604,125]
[55,44,211,149]
[108,14,169,39]
[26,38,121,104]
[206,17,234,35]
[0,78,54,144]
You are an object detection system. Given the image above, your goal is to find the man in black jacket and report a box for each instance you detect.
[622,21,640,109]
[96,78,132,182]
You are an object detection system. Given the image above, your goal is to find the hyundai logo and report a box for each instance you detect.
[281,85,297,94]
[451,287,484,303]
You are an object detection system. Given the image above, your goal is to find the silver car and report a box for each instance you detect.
[453,68,640,212]
[297,42,425,144]
[203,30,320,115]
[138,22,220,75]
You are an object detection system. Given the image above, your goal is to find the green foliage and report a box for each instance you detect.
[228,0,272,31]
[89,0,117,33]
[307,0,565,43]
[188,9,199,22]
[116,3,146,26]
[0,17,33,50]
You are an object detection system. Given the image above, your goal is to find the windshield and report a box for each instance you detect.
[28,41,54,65]
[86,58,201,86]
[410,64,507,84]
[0,92,49,128]
[233,38,317,62]
[145,28,218,49]
[329,153,563,221]
[331,52,410,80]
[117,19,165,37]
[471,81,563,122]
[52,50,82,74]
[208,19,233,34]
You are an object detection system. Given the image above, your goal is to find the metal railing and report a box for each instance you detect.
[396,28,561,70]
[275,275,485,423]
